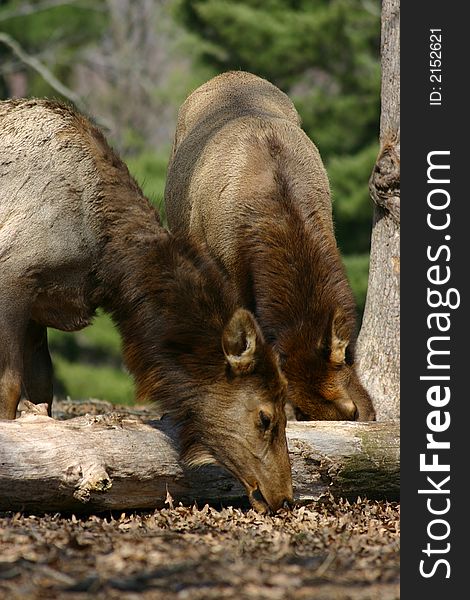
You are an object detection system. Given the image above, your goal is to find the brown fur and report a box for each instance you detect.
[0,98,292,511]
[165,71,376,421]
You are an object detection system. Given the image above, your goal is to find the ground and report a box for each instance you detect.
[0,401,399,599]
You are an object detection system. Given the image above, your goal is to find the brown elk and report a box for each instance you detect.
[0,99,292,512]
[165,71,376,422]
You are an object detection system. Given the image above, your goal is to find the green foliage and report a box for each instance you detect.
[125,150,170,222]
[48,311,131,403]
[0,0,107,97]
[329,142,377,254]
[48,311,122,360]
[52,354,134,405]
[178,1,378,81]
[342,253,370,317]
[0,1,106,48]
[295,83,379,161]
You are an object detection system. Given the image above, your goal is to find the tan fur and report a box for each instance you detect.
[0,99,292,511]
[165,71,376,421]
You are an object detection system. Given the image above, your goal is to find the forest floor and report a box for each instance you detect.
[0,400,400,600]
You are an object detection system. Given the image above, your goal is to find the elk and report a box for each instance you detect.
[165,71,376,422]
[0,99,292,512]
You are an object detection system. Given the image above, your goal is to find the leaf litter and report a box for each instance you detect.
[0,400,399,599]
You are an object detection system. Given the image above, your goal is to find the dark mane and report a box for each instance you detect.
[101,227,238,401]
[239,163,357,354]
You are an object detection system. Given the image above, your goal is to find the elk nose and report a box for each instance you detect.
[341,399,358,420]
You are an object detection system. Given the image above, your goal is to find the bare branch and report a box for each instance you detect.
[0,31,86,110]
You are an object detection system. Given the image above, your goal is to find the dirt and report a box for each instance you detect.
[1,400,400,599]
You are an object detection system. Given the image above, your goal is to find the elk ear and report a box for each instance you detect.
[222,309,263,375]
[329,310,349,365]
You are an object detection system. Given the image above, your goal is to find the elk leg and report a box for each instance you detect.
[22,321,53,416]
[0,319,25,420]
[0,362,22,420]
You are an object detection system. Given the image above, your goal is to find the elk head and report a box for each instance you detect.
[179,308,293,513]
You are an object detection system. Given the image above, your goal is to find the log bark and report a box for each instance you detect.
[0,406,399,512]
[356,0,400,420]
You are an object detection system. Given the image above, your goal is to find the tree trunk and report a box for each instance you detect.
[356,0,400,420]
[0,406,399,513]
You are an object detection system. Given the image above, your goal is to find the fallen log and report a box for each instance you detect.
[0,404,399,512]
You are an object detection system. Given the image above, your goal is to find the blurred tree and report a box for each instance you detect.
[73,0,205,153]
[176,0,381,255]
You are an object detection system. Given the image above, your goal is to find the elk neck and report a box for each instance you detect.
[96,210,238,407]
[238,171,358,356]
